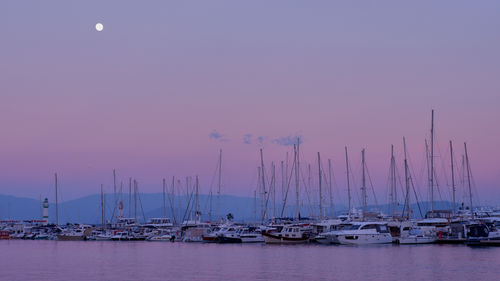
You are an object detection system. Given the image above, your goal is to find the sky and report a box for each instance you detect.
[1,1,500,207]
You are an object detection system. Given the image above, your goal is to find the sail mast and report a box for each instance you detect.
[195,175,199,220]
[295,142,300,220]
[217,149,222,222]
[361,149,367,221]
[404,137,410,220]
[272,162,276,218]
[113,169,117,212]
[390,145,396,217]
[464,142,474,219]
[328,159,333,218]
[171,176,176,224]
[101,184,105,227]
[317,152,323,219]
[260,148,267,222]
[55,173,59,225]
[450,141,456,214]
[162,178,166,218]
[430,109,435,213]
[345,146,351,220]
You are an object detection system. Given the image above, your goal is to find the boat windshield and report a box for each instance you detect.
[343,225,361,230]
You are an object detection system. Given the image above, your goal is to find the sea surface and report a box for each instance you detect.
[1,240,499,281]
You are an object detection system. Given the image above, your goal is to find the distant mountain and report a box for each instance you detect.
[0,193,470,224]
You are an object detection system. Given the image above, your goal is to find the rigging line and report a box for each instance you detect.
[280,156,296,217]
[467,156,482,207]
[410,172,424,218]
[394,159,406,206]
[298,163,313,213]
[364,160,379,210]
[433,168,445,205]
[181,181,195,223]
[407,144,426,207]
[299,164,313,217]
[328,159,344,208]
[348,156,361,208]
[137,188,147,223]
[383,158,393,214]
[435,133,451,189]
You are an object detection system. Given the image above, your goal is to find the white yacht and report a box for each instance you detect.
[239,227,264,243]
[315,223,353,245]
[336,222,392,245]
[398,226,437,244]
[181,220,211,242]
[144,218,174,228]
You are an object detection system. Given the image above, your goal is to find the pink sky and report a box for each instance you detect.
[1,1,500,206]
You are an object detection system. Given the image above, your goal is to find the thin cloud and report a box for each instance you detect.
[272,134,303,146]
[243,134,252,144]
[209,130,228,142]
[242,134,266,146]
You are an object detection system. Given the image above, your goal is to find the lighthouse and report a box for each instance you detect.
[42,198,49,225]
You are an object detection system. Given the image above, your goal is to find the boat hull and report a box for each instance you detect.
[262,232,309,244]
[398,236,436,244]
[57,235,85,241]
[216,236,242,243]
[337,234,392,245]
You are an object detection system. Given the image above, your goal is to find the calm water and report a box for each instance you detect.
[1,240,499,281]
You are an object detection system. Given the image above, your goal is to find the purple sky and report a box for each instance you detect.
[1,1,500,206]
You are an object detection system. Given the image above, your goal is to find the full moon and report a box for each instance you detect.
[95,23,104,32]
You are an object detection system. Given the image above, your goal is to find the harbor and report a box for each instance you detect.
[2,111,499,247]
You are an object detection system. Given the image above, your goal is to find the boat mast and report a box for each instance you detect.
[450,141,456,215]
[171,176,176,224]
[390,145,396,218]
[128,177,132,218]
[328,159,333,218]
[281,160,284,217]
[464,142,474,219]
[195,175,200,220]
[361,149,367,221]
[55,173,59,225]
[113,169,117,212]
[430,109,435,213]
[308,164,312,216]
[272,162,276,218]
[162,178,167,218]
[403,137,410,220]
[258,166,262,221]
[253,189,257,223]
[134,179,137,220]
[209,190,213,222]
[345,146,351,220]
[260,148,267,222]
[295,141,300,220]
[317,152,323,219]
[101,184,105,227]
[217,149,222,222]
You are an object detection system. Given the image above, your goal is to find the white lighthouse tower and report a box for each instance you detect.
[42,198,49,225]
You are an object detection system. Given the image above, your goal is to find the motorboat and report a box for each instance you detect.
[262,224,311,244]
[398,226,437,244]
[336,222,392,245]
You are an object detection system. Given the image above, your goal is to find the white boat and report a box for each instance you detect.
[336,222,392,245]
[147,233,174,242]
[315,223,353,245]
[111,231,129,241]
[239,227,264,243]
[144,218,174,228]
[262,224,311,244]
[398,227,437,244]
[181,220,211,242]
[215,226,242,243]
